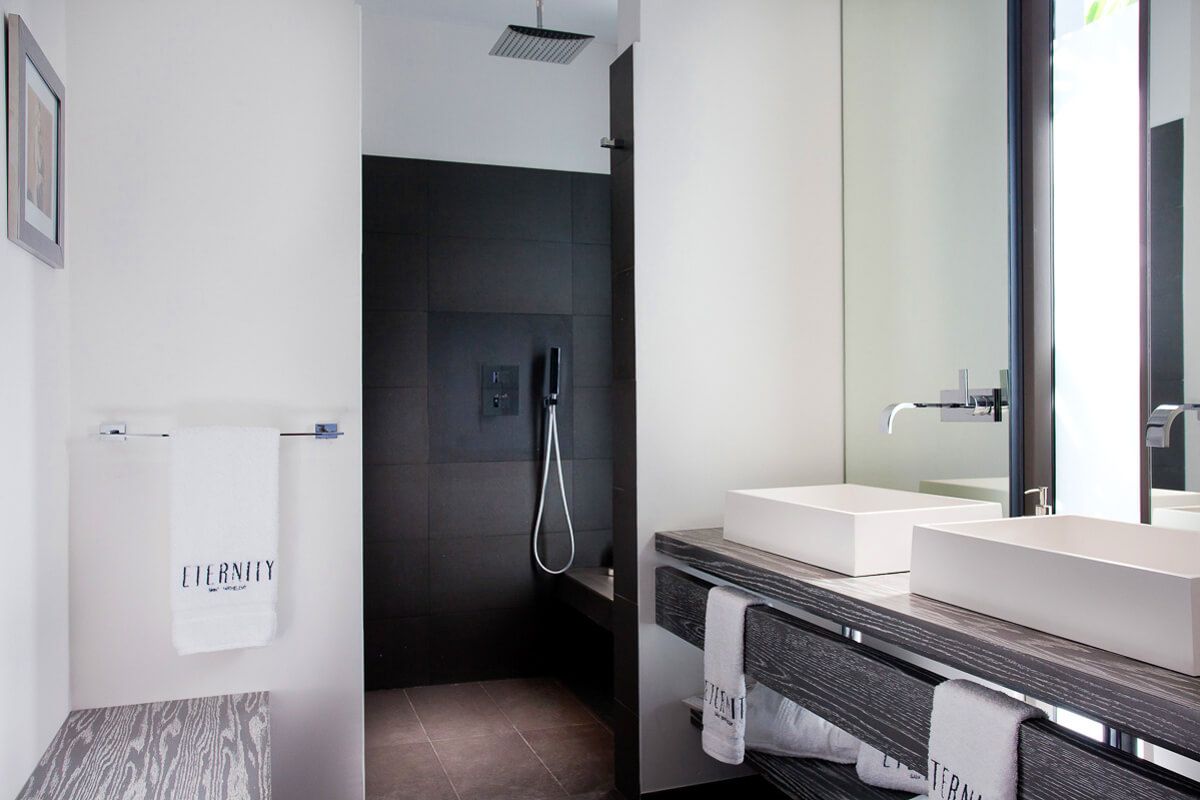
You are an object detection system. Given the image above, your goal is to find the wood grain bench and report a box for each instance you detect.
[16,692,270,800]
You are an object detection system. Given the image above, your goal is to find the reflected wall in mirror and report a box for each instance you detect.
[1148,0,1200,527]
[842,0,1012,513]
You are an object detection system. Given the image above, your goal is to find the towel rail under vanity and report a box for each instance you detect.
[656,566,1200,800]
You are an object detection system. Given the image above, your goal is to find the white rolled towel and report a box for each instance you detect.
[745,684,861,762]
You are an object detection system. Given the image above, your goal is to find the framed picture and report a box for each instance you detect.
[6,14,64,269]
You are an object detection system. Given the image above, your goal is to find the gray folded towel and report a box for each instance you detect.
[856,743,927,793]
[745,684,862,762]
[701,585,763,764]
[926,680,1044,800]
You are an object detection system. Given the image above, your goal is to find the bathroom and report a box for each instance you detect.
[3,0,1200,799]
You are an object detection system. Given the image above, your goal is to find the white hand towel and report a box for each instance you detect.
[745,684,861,763]
[856,743,928,794]
[701,585,762,764]
[170,427,280,655]
[926,680,1044,800]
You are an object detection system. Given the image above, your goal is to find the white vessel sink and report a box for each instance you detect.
[919,477,1010,516]
[723,484,1003,576]
[1154,505,1200,531]
[911,515,1200,675]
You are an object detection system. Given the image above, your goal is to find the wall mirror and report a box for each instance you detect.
[1146,0,1200,526]
[842,0,1015,514]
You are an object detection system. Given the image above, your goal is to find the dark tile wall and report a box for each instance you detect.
[363,157,613,689]
[608,46,641,800]
[1150,121,1185,490]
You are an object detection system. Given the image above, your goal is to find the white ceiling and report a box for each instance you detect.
[358,0,619,43]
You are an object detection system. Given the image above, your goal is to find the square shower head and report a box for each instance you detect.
[489,24,595,65]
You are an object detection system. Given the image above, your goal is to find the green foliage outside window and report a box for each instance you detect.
[1085,0,1136,24]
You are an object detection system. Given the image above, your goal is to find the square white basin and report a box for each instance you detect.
[911,515,1200,675]
[723,484,1003,576]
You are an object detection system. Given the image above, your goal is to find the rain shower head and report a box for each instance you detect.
[490,0,595,65]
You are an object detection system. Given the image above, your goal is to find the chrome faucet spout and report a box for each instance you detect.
[881,403,918,434]
[1146,403,1200,448]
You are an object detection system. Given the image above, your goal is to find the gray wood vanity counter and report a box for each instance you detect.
[656,528,1200,766]
[16,692,271,800]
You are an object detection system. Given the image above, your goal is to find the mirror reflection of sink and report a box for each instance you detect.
[723,484,1003,577]
[919,477,1010,516]
[1152,488,1200,509]
[911,515,1200,675]
[1153,505,1200,531]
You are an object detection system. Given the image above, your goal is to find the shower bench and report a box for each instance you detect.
[656,528,1200,800]
[16,691,271,800]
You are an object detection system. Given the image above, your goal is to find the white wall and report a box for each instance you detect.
[631,0,844,791]
[361,6,615,173]
[65,2,364,798]
[0,3,70,794]
[843,0,1010,494]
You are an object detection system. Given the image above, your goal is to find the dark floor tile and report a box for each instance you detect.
[430,237,572,315]
[429,608,549,684]
[364,387,429,465]
[572,173,611,246]
[364,233,428,311]
[572,317,612,389]
[428,460,572,537]
[364,156,428,235]
[429,534,540,614]
[429,161,571,242]
[365,312,427,388]
[524,723,614,796]
[433,732,567,800]
[364,539,429,620]
[573,245,612,316]
[572,459,612,531]
[365,741,456,800]
[573,390,612,460]
[407,682,514,741]
[365,690,427,749]
[428,312,573,463]
[482,678,596,731]
[365,617,430,690]
[365,464,428,542]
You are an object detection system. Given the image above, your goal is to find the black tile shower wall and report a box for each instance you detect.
[362,157,612,690]
[1150,121,1185,490]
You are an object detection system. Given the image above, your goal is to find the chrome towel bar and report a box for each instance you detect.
[98,422,343,440]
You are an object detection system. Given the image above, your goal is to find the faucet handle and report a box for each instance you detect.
[958,368,970,406]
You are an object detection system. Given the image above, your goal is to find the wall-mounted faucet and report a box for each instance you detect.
[1146,403,1200,448]
[881,369,1009,434]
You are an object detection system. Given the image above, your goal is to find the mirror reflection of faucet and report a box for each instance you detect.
[881,369,1010,434]
[1145,403,1200,448]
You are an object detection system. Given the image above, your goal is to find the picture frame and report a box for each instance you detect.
[6,14,65,269]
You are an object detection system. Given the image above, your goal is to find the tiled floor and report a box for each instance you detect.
[366,679,615,800]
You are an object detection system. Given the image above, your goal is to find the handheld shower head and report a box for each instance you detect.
[546,346,562,405]
[490,0,595,65]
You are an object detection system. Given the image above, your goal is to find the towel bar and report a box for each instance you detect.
[98,422,343,440]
